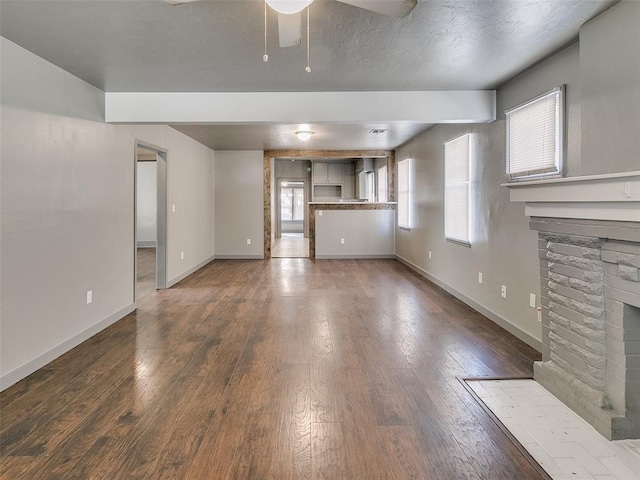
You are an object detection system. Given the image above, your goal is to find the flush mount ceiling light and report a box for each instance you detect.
[295,131,314,141]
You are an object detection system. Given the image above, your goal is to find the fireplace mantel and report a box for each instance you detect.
[505,171,640,439]
[502,171,640,222]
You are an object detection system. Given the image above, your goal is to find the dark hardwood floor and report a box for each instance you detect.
[1,253,542,479]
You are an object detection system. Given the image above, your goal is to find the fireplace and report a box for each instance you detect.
[505,172,640,440]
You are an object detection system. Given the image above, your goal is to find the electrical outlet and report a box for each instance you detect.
[318,210,323,216]
[180,251,184,260]
[172,204,176,213]
[501,285,507,298]
[246,238,251,245]
[428,251,432,259]
[537,307,542,322]
[340,238,345,245]
[530,293,536,308]
[86,290,92,304]
[478,272,483,284]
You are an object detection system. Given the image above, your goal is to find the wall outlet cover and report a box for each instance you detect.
[501,285,507,298]
[247,238,251,245]
[530,293,536,308]
[86,290,92,304]
[478,272,483,284]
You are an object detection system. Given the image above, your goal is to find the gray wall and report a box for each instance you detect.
[136,161,157,245]
[316,209,395,259]
[395,1,639,349]
[1,38,215,388]
[214,150,265,258]
[579,0,640,175]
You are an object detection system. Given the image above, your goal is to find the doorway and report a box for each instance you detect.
[272,179,309,258]
[135,141,168,302]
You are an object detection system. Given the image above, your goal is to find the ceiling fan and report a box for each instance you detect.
[163,0,417,48]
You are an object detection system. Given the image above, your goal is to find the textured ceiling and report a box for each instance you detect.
[0,0,616,92]
[0,0,617,149]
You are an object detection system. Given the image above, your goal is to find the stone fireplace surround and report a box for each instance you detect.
[505,171,640,440]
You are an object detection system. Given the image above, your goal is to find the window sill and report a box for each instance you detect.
[446,238,471,248]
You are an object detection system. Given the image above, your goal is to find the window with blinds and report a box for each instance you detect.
[506,86,564,180]
[444,133,471,244]
[397,159,412,229]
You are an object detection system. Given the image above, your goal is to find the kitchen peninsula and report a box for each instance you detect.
[309,202,396,260]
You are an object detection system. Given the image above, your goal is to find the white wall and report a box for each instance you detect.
[214,150,264,258]
[0,38,215,389]
[118,125,215,284]
[1,38,134,387]
[316,209,395,259]
[136,161,157,246]
[395,1,639,350]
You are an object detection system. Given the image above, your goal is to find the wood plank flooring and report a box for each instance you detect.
[1,254,542,479]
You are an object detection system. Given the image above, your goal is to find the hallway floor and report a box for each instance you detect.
[272,233,309,258]
[1,258,543,479]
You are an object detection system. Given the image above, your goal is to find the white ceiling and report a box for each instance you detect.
[0,0,617,150]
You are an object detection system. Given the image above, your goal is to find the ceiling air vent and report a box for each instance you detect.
[369,129,388,134]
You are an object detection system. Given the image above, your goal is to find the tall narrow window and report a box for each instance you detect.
[377,165,388,202]
[444,134,471,245]
[506,86,564,180]
[397,158,412,229]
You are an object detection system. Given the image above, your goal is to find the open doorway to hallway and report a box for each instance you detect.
[136,146,158,298]
[135,142,168,300]
[273,180,309,258]
[271,159,311,258]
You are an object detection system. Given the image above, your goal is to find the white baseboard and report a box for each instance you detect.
[137,241,156,248]
[395,255,543,353]
[315,254,396,259]
[0,303,136,391]
[167,254,216,287]
[214,255,264,260]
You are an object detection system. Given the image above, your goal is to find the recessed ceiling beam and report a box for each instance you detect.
[105,91,495,124]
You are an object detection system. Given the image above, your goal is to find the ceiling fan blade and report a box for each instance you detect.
[277,12,302,48]
[336,0,416,17]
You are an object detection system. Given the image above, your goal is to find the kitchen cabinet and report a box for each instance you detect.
[342,161,355,199]
[328,163,344,184]
[313,162,343,184]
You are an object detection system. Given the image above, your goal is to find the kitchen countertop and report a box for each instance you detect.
[309,201,397,205]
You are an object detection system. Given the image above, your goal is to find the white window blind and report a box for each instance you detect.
[377,165,387,202]
[397,159,412,229]
[444,134,471,244]
[506,87,563,179]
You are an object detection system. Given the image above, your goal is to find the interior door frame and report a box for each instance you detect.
[134,140,169,301]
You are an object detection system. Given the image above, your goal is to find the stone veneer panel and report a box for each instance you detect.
[531,217,640,440]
